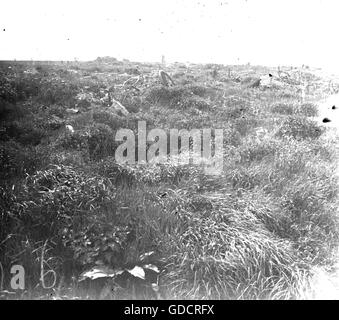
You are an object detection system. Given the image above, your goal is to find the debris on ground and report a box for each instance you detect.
[66,108,79,114]
[159,70,175,87]
[65,124,75,133]
[108,97,129,116]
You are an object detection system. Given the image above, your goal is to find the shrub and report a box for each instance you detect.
[241,76,259,84]
[145,85,214,110]
[271,102,318,117]
[187,85,208,97]
[233,116,259,136]
[145,86,188,106]
[56,130,89,151]
[0,76,19,102]
[69,111,94,130]
[92,110,129,131]
[48,104,67,118]
[0,140,49,180]
[276,116,323,140]
[221,104,247,119]
[36,79,79,105]
[0,165,122,285]
[271,103,295,115]
[87,123,118,160]
[120,96,145,113]
[297,103,318,117]
[180,96,210,110]
[0,99,25,120]
[238,138,279,163]
[0,73,41,103]
[1,120,47,146]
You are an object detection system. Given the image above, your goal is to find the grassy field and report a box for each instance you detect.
[0,58,338,299]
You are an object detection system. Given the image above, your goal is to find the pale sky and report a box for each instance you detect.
[1,0,339,71]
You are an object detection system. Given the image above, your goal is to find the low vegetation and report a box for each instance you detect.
[0,60,338,299]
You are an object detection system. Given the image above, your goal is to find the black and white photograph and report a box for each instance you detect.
[0,0,339,305]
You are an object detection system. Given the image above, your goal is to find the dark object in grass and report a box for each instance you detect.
[322,117,331,123]
[269,73,273,77]
[249,79,261,88]
[159,70,175,87]
[332,105,336,110]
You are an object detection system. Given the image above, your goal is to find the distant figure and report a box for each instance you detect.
[159,70,175,87]
[322,118,331,123]
[332,105,336,110]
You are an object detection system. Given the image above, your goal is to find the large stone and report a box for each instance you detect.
[65,124,75,133]
[66,108,79,114]
[46,115,65,130]
[108,98,129,116]
[159,70,175,87]
[248,78,261,88]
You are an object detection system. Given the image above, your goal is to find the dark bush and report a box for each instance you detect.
[297,103,318,117]
[36,80,79,105]
[1,120,47,145]
[87,123,118,160]
[180,96,210,110]
[276,116,324,140]
[92,110,129,131]
[145,86,188,106]
[271,103,295,115]
[0,140,49,180]
[0,99,25,120]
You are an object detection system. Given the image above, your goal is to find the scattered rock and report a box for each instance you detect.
[248,79,261,88]
[23,68,38,75]
[159,70,175,87]
[66,108,79,114]
[322,117,331,123]
[109,98,129,116]
[99,93,110,106]
[65,124,75,133]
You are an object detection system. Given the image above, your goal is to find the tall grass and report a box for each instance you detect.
[0,61,338,299]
